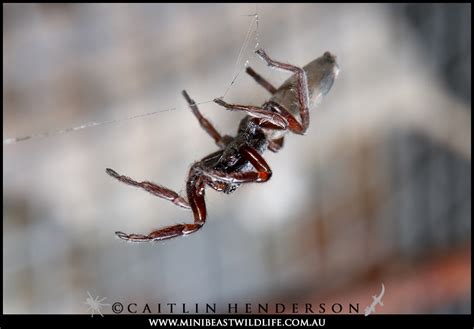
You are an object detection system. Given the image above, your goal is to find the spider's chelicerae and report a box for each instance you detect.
[106,48,339,242]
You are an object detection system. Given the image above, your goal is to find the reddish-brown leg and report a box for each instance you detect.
[115,165,208,242]
[113,151,229,242]
[115,222,203,242]
[106,168,190,209]
[182,90,232,148]
[213,98,288,130]
[255,48,310,134]
[266,101,307,135]
[204,145,272,183]
[245,66,277,94]
[113,146,271,242]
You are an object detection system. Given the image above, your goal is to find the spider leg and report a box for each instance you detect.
[114,165,209,242]
[255,48,310,134]
[105,168,190,209]
[266,101,308,135]
[115,223,203,242]
[245,66,277,94]
[204,145,272,184]
[182,90,232,148]
[113,146,271,243]
[213,98,288,130]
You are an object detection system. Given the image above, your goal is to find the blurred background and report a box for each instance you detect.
[3,3,471,314]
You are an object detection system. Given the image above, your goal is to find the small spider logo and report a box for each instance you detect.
[84,291,110,317]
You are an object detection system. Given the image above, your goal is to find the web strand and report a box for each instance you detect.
[3,100,214,145]
[221,12,260,100]
[4,7,260,146]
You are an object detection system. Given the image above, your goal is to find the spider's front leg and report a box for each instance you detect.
[205,145,272,184]
[115,165,209,242]
[114,145,272,242]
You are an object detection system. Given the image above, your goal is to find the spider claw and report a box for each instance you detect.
[106,168,120,178]
[213,98,227,107]
[255,49,275,68]
[182,90,193,103]
[115,231,129,240]
[255,48,265,57]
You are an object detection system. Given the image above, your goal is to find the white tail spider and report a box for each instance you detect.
[106,48,339,242]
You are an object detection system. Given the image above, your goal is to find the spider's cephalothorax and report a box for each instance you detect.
[107,48,339,242]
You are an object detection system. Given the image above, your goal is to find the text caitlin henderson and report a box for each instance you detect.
[121,303,360,314]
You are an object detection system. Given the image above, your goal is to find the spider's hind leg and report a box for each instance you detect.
[255,48,310,134]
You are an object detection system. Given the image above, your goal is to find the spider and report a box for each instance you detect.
[106,48,339,242]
